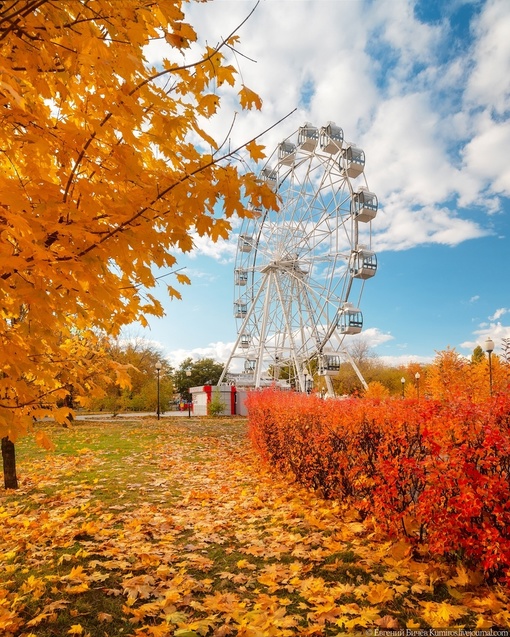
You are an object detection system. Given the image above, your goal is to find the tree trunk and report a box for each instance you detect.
[2,436,18,489]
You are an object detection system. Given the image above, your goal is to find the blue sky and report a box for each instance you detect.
[131,0,510,371]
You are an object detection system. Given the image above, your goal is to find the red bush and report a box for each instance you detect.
[246,389,510,581]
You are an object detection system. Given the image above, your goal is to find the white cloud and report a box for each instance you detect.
[373,201,487,252]
[366,93,458,206]
[461,325,510,354]
[188,233,237,263]
[469,295,480,303]
[460,116,510,200]
[163,340,240,369]
[489,307,509,321]
[461,306,510,353]
[351,327,394,349]
[464,0,510,115]
[379,353,434,367]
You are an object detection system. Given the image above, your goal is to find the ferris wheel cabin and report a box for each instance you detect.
[337,303,363,334]
[235,269,248,286]
[238,234,253,253]
[320,122,344,153]
[351,248,377,280]
[261,167,277,190]
[298,123,319,151]
[341,144,365,178]
[278,141,297,165]
[351,188,378,222]
[319,355,341,375]
[234,301,247,318]
[240,334,251,348]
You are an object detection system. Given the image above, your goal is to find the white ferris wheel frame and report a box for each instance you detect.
[218,122,378,396]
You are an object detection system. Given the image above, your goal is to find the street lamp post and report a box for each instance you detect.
[415,372,420,400]
[155,361,162,420]
[485,337,494,396]
[302,366,310,394]
[186,368,192,417]
[401,377,405,398]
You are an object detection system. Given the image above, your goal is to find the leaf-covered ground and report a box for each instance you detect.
[1,418,509,636]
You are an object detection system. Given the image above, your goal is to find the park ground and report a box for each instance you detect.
[1,417,509,636]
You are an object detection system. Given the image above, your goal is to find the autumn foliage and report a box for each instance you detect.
[3,419,510,635]
[246,389,510,582]
[0,1,275,441]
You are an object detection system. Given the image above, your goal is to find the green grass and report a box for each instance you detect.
[1,417,508,636]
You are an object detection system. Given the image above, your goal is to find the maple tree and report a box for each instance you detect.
[0,0,278,486]
[424,346,508,401]
[87,339,174,413]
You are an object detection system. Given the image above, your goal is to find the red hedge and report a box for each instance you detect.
[246,389,510,581]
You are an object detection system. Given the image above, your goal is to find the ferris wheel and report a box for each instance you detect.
[219,122,378,395]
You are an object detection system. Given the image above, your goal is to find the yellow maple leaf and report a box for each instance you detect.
[239,85,263,110]
[167,285,182,300]
[245,140,266,162]
[376,615,400,629]
[34,430,55,451]
[197,93,219,117]
[475,615,493,629]
[176,273,191,285]
[341,607,381,629]
[419,601,469,627]
[67,625,83,635]
[64,583,90,594]
[216,63,237,87]
[365,582,395,605]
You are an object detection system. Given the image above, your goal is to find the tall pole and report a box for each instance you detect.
[186,368,192,417]
[156,361,162,419]
[485,337,494,397]
[401,377,405,398]
[415,372,420,400]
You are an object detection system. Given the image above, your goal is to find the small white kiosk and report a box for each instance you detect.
[189,384,240,416]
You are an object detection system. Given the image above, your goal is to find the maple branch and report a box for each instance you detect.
[61,2,260,206]
[60,108,296,261]
[226,43,258,65]
[117,1,261,96]
[118,267,186,291]
[0,0,47,41]
[213,113,237,158]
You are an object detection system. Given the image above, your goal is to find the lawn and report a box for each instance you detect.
[1,417,509,636]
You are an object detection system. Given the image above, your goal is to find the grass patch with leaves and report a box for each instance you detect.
[1,417,509,636]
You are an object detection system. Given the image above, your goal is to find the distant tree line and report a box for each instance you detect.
[85,337,509,413]
[320,339,509,401]
[86,341,224,413]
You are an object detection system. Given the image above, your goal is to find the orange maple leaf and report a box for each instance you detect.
[245,140,266,161]
[239,85,262,110]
